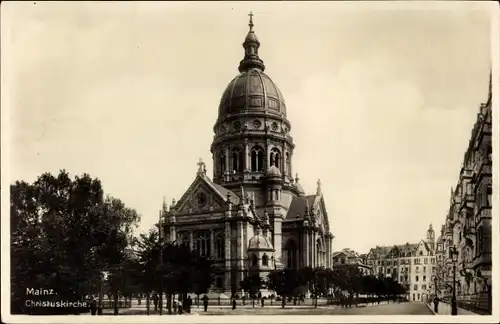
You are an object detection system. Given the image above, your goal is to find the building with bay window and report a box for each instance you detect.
[433,72,492,313]
[365,225,437,302]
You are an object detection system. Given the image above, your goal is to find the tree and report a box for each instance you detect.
[10,171,140,314]
[266,269,301,308]
[134,229,161,315]
[192,254,215,307]
[240,274,263,308]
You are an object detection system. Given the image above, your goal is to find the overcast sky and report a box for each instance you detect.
[2,1,495,254]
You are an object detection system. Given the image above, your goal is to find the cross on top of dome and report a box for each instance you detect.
[239,11,265,72]
[248,11,254,31]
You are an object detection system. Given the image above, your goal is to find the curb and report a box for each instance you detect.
[425,302,437,315]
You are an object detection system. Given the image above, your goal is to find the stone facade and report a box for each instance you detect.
[434,73,492,308]
[160,15,334,297]
[365,225,437,302]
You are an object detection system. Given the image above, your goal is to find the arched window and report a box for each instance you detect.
[216,232,225,259]
[251,146,264,171]
[285,152,291,176]
[270,147,281,168]
[216,277,223,288]
[262,254,269,266]
[181,233,190,248]
[232,148,243,172]
[284,239,297,269]
[219,152,226,176]
[316,238,322,266]
[194,231,211,258]
[419,251,423,256]
[251,254,258,267]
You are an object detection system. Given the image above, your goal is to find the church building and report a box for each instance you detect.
[161,14,334,296]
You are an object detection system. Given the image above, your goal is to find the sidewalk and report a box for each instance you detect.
[425,301,477,315]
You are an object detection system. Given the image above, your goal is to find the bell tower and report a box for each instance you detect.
[427,223,435,252]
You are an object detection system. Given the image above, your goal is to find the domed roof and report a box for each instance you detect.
[218,69,286,117]
[245,31,259,43]
[294,182,305,194]
[248,233,273,250]
[265,165,281,178]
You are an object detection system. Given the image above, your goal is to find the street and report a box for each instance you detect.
[190,302,434,315]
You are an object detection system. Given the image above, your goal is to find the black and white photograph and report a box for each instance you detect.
[1,1,498,323]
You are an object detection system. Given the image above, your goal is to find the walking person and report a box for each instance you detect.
[152,293,159,312]
[89,296,97,315]
[186,296,192,313]
[202,294,209,312]
[177,299,183,314]
[433,295,440,313]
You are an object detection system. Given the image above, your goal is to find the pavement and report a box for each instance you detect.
[190,301,434,315]
[424,301,477,316]
[88,301,432,315]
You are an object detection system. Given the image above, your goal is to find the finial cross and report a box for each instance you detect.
[197,158,206,175]
[248,11,254,30]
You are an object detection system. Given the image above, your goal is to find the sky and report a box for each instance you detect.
[1,1,495,254]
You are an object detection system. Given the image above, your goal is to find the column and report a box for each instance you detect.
[169,226,176,244]
[190,231,194,251]
[281,142,285,175]
[210,229,215,259]
[303,231,309,267]
[224,221,232,292]
[244,141,249,171]
[326,236,331,268]
[237,221,245,293]
[309,231,313,266]
[225,147,230,177]
[266,141,271,169]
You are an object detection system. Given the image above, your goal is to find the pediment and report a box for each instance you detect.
[175,175,227,215]
[313,196,330,233]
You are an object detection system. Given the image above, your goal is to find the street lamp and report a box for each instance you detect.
[450,245,459,316]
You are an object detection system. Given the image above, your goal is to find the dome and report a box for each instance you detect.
[295,182,305,195]
[218,69,286,117]
[245,31,259,43]
[248,233,273,250]
[265,165,281,178]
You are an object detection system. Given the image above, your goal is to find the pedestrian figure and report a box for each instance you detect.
[173,301,178,314]
[433,296,439,313]
[261,297,264,308]
[232,298,236,310]
[152,294,159,311]
[203,294,209,312]
[186,296,192,313]
[178,299,183,314]
[89,297,97,315]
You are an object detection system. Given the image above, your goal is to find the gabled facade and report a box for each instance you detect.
[332,248,372,276]
[365,225,437,302]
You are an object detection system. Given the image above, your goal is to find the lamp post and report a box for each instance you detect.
[431,275,439,312]
[450,245,459,315]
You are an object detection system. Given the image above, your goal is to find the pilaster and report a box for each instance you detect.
[244,140,249,171]
[224,220,232,291]
[190,231,194,250]
[210,229,215,259]
[169,226,176,243]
